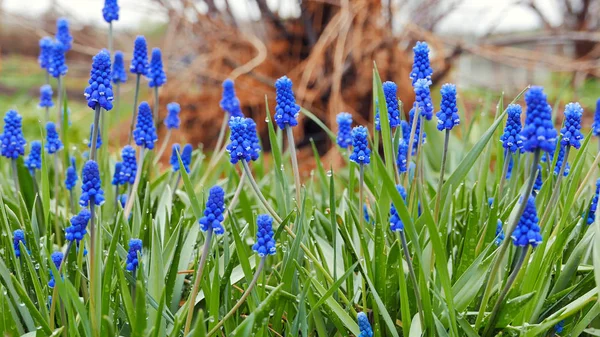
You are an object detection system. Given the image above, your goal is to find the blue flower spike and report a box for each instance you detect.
[38,37,53,70]
[48,251,64,288]
[587,179,600,225]
[198,186,225,235]
[56,18,72,52]
[181,144,193,173]
[102,0,120,23]
[39,85,54,108]
[112,51,127,84]
[274,76,300,129]
[390,185,408,232]
[48,40,68,78]
[79,160,105,207]
[220,79,243,118]
[0,110,26,159]
[170,144,182,172]
[593,99,600,137]
[511,196,542,247]
[410,41,433,86]
[378,81,400,130]
[397,138,409,173]
[13,229,26,258]
[111,162,122,186]
[165,102,181,129]
[227,117,261,164]
[436,83,460,130]
[533,164,543,192]
[349,126,371,165]
[495,220,505,245]
[357,312,373,337]
[84,50,114,111]
[126,238,142,272]
[25,141,42,173]
[65,158,78,190]
[560,102,584,149]
[45,122,63,154]
[409,106,426,155]
[65,209,91,243]
[553,146,570,177]
[133,102,157,149]
[119,194,128,208]
[88,124,102,149]
[119,145,137,185]
[130,36,148,75]
[414,78,434,120]
[501,104,523,153]
[554,320,565,334]
[252,214,276,257]
[336,112,352,148]
[520,87,557,153]
[147,48,166,88]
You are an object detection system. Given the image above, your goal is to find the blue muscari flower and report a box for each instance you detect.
[246,119,261,161]
[111,162,122,186]
[130,36,148,75]
[349,126,370,165]
[79,160,105,207]
[511,196,542,247]
[170,144,181,171]
[181,144,193,173]
[220,79,243,118]
[133,102,157,149]
[111,51,127,84]
[390,185,407,232]
[102,0,119,23]
[227,117,261,164]
[65,209,90,243]
[65,158,78,190]
[48,40,67,78]
[357,312,373,337]
[409,105,426,155]
[88,124,102,149]
[119,145,137,185]
[48,251,63,288]
[274,76,300,129]
[377,81,401,130]
[363,204,371,224]
[45,122,63,154]
[501,104,523,153]
[520,87,557,153]
[39,85,54,108]
[56,18,72,52]
[126,238,142,272]
[38,37,53,70]
[397,138,408,173]
[560,102,584,149]
[252,214,276,256]
[554,320,564,334]
[336,112,352,148]
[436,83,459,130]
[199,186,225,235]
[0,110,26,159]
[147,48,166,88]
[553,146,570,177]
[25,141,42,173]
[414,78,434,120]
[84,50,114,111]
[13,229,26,257]
[587,179,600,225]
[488,197,494,207]
[119,194,127,208]
[164,102,181,129]
[533,164,543,192]
[410,41,433,86]
[495,220,505,245]
[593,99,600,137]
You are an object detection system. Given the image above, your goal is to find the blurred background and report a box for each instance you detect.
[0,0,599,165]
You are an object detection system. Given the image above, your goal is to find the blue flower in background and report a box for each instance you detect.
[274,76,300,129]
[220,79,243,118]
[88,124,102,149]
[246,119,261,161]
[357,312,373,337]
[554,320,564,334]
[79,160,105,207]
[130,36,148,75]
[119,145,137,185]
[119,194,127,208]
[252,214,276,256]
[593,99,600,137]
[102,0,120,23]
[227,117,261,164]
[65,209,90,243]
[25,141,42,173]
[397,138,408,173]
[48,251,64,288]
[410,41,433,86]
[164,102,181,129]
[336,112,352,148]
[436,83,459,130]
[520,87,557,153]
[199,186,225,235]
[511,196,542,247]
[181,144,193,173]
[13,229,26,257]
[349,126,370,165]
[587,179,600,225]
[48,40,67,78]
[0,110,26,159]
[500,104,523,153]
[170,144,181,171]
[414,78,434,120]
[546,146,570,177]
[112,51,127,84]
[495,220,505,245]
[65,158,78,190]
[560,102,584,149]
[363,204,371,224]
[39,85,54,108]
[112,162,122,186]
[84,50,114,111]
[126,238,142,272]
[390,185,407,232]
[45,122,63,154]
[38,37,53,70]
[133,102,157,149]
[533,164,542,192]
[147,48,166,88]
[56,18,72,52]
[381,81,401,129]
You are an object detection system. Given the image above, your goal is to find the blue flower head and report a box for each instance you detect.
[119,145,137,185]
[227,117,261,164]
[79,160,105,207]
[560,102,584,149]
[397,138,408,173]
[119,194,127,208]
[130,36,148,75]
[436,83,460,130]
[164,102,181,129]
[336,112,352,148]
[593,99,600,136]
[13,229,26,258]
[501,104,523,153]
[520,87,557,152]
[147,48,166,88]
[495,220,505,245]
[554,146,570,176]
[133,102,157,149]
[246,119,261,161]
[349,126,370,165]
[39,85,54,108]
[56,18,72,52]
[379,81,401,129]
[38,37,53,70]
[48,40,67,78]
[357,312,373,337]
[48,251,64,288]
[252,214,276,256]
[45,122,63,154]
[363,204,371,224]
[170,144,181,172]
[25,141,42,173]
[102,0,120,23]
[111,162,122,186]
[65,209,91,243]
[84,50,114,111]
[390,185,407,232]
[587,179,600,225]
[400,120,410,143]
[414,78,434,120]
[65,158,78,190]
[533,164,542,191]
[126,238,142,272]
[181,144,193,173]
[88,124,102,149]
[198,186,225,235]
[274,76,300,129]
[409,105,426,155]
[220,79,243,118]
[410,41,433,86]
[511,196,542,247]
[0,110,26,159]
[112,51,127,84]
[554,320,564,334]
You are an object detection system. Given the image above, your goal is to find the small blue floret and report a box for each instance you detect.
[39,85,54,108]
[45,122,63,154]
[520,87,557,153]
[119,145,137,185]
[13,229,26,258]
[130,36,148,75]
[410,41,433,86]
[357,312,373,337]
[112,51,127,84]
[25,141,42,173]
[414,78,434,120]
[126,238,142,272]
[102,0,120,23]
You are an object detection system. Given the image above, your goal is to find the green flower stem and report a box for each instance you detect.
[54,153,61,246]
[224,170,246,221]
[108,22,113,56]
[127,74,141,144]
[114,186,119,211]
[10,159,20,198]
[399,230,425,331]
[70,190,75,215]
[123,147,146,218]
[154,129,172,164]
[90,106,101,162]
[241,160,283,223]
[200,146,227,187]
[358,163,367,310]
[45,106,50,124]
[404,109,420,187]
[48,240,73,330]
[153,86,160,126]
[574,151,600,200]
[211,113,229,167]
[482,246,529,337]
[434,129,450,221]
[207,257,266,336]
[57,76,63,128]
[497,150,511,204]
[89,200,101,337]
[540,147,570,227]
[286,126,302,207]
[172,174,181,199]
[184,228,213,335]
[475,149,541,330]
